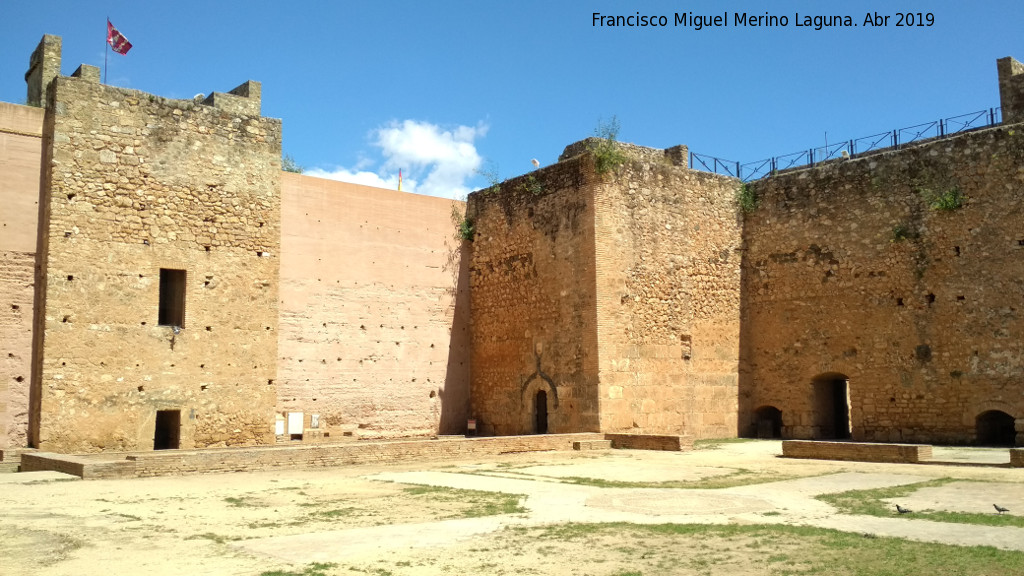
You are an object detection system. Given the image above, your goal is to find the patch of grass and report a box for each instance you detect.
[224,496,257,507]
[185,532,228,544]
[110,512,142,522]
[517,522,1024,575]
[819,478,1024,527]
[401,485,526,517]
[550,467,810,490]
[693,437,757,449]
[260,563,337,576]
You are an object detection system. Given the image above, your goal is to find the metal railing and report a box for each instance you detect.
[690,107,1002,182]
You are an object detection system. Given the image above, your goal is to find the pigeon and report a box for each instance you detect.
[995,504,1010,515]
[896,504,912,514]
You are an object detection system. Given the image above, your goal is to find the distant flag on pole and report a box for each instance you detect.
[107,20,132,55]
[398,169,402,191]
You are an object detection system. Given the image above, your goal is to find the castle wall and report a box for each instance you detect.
[31,71,281,452]
[0,102,44,449]
[467,157,601,436]
[277,174,470,438]
[741,124,1024,444]
[593,161,742,438]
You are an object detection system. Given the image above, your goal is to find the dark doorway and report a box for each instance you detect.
[154,410,181,450]
[976,410,1016,446]
[755,406,783,438]
[534,390,548,434]
[813,373,850,439]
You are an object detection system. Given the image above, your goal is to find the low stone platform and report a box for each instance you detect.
[605,434,694,451]
[782,440,933,464]
[1011,448,1024,467]
[12,432,694,479]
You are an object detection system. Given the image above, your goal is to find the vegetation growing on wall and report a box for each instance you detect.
[282,154,304,174]
[737,183,758,213]
[590,116,627,176]
[922,186,965,211]
[451,202,474,242]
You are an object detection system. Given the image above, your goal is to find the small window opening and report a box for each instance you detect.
[158,268,186,328]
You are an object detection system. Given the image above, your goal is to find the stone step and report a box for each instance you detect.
[0,462,20,473]
[573,440,612,451]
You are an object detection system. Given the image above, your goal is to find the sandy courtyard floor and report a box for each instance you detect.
[2,440,1024,575]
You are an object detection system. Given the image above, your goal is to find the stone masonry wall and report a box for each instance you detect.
[467,157,601,436]
[0,102,44,449]
[741,124,1024,444]
[592,155,742,438]
[277,174,470,438]
[31,70,281,452]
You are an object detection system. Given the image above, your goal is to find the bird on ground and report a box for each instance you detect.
[531,158,540,169]
[896,504,912,514]
[995,504,1010,515]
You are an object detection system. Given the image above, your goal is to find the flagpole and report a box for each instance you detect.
[104,18,109,84]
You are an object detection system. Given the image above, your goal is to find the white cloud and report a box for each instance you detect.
[308,119,486,199]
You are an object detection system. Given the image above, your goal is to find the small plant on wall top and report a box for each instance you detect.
[476,164,502,195]
[522,173,543,196]
[281,154,304,174]
[590,116,627,176]
[737,182,758,213]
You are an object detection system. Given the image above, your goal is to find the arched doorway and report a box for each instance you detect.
[812,373,851,439]
[976,410,1016,446]
[755,406,783,438]
[534,390,548,434]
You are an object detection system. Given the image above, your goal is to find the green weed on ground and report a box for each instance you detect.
[401,485,526,517]
[519,522,1024,576]
[818,477,1024,528]
[260,563,337,576]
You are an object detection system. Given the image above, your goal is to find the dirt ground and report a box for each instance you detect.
[2,440,1023,575]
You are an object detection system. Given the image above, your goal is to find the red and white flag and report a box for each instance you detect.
[107,20,132,55]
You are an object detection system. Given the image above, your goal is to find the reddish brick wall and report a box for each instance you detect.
[0,102,44,450]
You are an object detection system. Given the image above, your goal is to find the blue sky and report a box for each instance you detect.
[1,1,1019,198]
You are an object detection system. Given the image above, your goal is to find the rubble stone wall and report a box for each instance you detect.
[593,160,742,438]
[31,71,281,452]
[467,157,601,436]
[741,124,1024,444]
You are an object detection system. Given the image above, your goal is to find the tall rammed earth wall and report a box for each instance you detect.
[30,71,281,452]
[593,159,742,438]
[0,102,43,449]
[741,123,1024,444]
[278,174,470,438]
[467,156,601,436]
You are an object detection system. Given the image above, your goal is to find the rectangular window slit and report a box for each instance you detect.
[159,268,186,328]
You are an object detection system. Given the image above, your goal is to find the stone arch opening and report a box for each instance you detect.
[976,410,1016,446]
[535,390,548,434]
[754,405,783,438]
[812,372,850,439]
